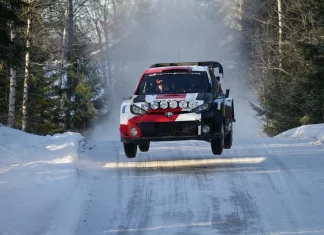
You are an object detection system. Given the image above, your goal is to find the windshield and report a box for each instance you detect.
[136,71,210,95]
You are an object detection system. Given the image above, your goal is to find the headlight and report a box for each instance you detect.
[130,127,138,136]
[151,101,159,109]
[192,103,211,113]
[130,104,146,115]
[160,100,168,109]
[202,124,211,134]
[179,100,187,109]
[141,102,150,111]
[169,100,178,109]
[188,100,197,109]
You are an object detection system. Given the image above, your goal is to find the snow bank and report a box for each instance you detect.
[276,123,324,144]
[0,126,82,169]
[0,126,83,235]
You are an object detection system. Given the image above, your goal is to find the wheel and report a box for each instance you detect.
[224,123,233,149]
[211,138,224,155]
[139,142,150,152]
[123,143,137,158]
[211,122,224,155]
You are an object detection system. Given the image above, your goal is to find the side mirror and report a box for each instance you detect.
[123,95,132,100]
[225,89,230,98]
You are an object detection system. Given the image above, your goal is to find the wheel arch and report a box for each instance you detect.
[225,98,234,120]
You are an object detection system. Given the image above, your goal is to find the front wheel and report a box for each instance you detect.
[211,122,224,155]
[123,143,137,158]
[224,130,233,149]
[139,142,150,152]
[211,138,224,155]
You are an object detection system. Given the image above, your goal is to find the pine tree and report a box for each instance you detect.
[0,0,25,127]
[242,0,324,136]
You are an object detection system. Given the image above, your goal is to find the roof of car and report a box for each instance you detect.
[144,66,207,74]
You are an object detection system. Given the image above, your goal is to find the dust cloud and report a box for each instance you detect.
[89,0,263,142]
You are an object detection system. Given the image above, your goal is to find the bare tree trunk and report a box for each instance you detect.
[102,2,111,98]
[59,0,73,131]
[95,20,108,89]
[110,0,117,99]
[58,3,68,89]
[8,23,16,127]
[277,0,283,69]
[60,1,68,130]
[239,0,244,20]
[22,0,32,131]
[67,0,73,62]
[112,0,117,37]
[64,0,74,130]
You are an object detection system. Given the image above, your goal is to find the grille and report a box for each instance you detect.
[148,111,191,115]
[138,122,198,137]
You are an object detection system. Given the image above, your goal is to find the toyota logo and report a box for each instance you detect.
[165,112,173,118]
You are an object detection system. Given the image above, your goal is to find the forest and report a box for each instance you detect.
[0,0,323,136]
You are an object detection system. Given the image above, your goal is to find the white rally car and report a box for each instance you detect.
[120,61,235,158]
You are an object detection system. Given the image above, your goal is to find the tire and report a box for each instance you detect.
[224,123,233,149]
[211,122,224,155]
[139,142,150,152]
[211,138,224,155]
[123,143,137,158]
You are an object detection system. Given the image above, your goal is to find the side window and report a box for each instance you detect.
[208,68,219,93]
[137,80,146,95]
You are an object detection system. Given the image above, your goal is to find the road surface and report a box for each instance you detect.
[62,136,324,235]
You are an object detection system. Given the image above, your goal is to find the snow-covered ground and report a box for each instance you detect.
[1,124,324,234]
[277,123,324,145]
[0,126,84,235]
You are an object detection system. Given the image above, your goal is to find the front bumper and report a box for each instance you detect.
[120,111,221,143]
[121,133,221,144]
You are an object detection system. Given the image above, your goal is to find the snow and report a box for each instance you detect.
[276,123,324,145]
[76,129,324,235]
[0,126,83,235]
[1,123,324,234]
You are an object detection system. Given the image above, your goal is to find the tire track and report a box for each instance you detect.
[76,137,324,235]
[212,140,265,235]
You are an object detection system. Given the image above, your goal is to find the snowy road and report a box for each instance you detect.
[71,136,324,235]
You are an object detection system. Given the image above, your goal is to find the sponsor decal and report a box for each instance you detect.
[122,105,127,113]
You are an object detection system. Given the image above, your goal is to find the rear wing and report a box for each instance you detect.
[149,61,224,77]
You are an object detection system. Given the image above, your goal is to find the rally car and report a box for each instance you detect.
[120,61,235,158]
